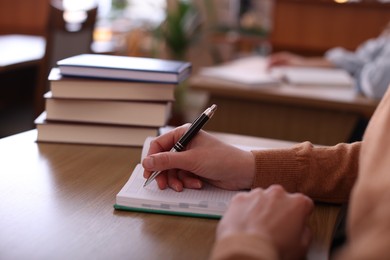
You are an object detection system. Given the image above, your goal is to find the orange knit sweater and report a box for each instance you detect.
[251,141,360,204]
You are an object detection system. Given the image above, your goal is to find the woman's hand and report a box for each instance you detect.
[267,51,333,69]
[216,185,314,260]
[142,125,256,192]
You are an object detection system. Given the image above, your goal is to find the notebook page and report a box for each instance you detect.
[116,164,240,215]
[141,136,154,161]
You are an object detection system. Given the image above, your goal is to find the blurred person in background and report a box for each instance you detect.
[268,21,390,100]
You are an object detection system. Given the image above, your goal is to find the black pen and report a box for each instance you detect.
[143,104,217,187]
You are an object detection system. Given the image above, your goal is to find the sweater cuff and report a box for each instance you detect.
[251,146,307,193]
[210,233,279,260]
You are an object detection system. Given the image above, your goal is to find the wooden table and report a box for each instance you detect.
[190,75,379,145]
[0,34,45,71]
[0,130,340,260]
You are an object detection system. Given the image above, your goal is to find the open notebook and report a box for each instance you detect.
[114,137,259,219]
[271,66,354,87]
[114,164,240,218]
[199,56,353,88]
[199,56,280,86]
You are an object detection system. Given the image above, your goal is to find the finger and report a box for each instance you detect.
[177,170,203,189]
[143,169,151,179]
[264,184,285,195]
[143,169,168,190]
[147,125,190,156]
[143,151,197,174]
[301,226,312,250]
[230,189,264,214]
[290,226,312,260]
[291,193,314,216]
[167,169,184,192]
[155,171,168,190]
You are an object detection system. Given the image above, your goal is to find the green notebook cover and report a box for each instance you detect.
[113,204,221,219]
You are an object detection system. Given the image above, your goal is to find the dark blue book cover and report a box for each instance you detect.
[57,54,192,84]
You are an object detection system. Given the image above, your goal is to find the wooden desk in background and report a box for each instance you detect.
[190,75,379,145]
[0,130,339,260]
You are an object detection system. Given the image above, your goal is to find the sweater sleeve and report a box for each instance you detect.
[250,142,360,203]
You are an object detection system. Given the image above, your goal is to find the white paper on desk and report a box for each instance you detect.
[199,56,280,86]
[141,136,155,161]
[271,66,354,87]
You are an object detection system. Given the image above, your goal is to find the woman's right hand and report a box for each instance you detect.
[267,51,307,68]
[267,51,333,69]
[142,125,256,192]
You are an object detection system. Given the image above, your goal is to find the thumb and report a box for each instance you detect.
[142,151,191,172]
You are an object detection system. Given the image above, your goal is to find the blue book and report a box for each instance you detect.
[57,54,192,84]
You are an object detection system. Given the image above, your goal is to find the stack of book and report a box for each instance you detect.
[35,54,192,147]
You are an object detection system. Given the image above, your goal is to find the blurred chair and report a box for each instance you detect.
[34,0,98,115]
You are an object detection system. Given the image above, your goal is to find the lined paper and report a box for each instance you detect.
[116,164,240,216]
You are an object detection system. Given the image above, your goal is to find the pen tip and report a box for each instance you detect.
[210,104,217,112]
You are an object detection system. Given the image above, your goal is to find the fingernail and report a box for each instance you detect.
[143,157,154,169]
[173,184,183,192]
[195,181,202,189]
